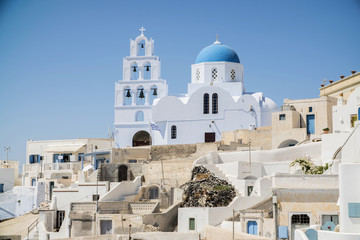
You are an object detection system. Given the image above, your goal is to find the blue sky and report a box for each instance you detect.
[1,0,360,166]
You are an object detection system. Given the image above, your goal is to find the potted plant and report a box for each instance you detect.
[323,128,330,134]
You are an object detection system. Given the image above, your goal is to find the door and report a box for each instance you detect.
[247,221,257,235]
[306,114,315,134]
[205,132,216,142]
[49,181,54,200]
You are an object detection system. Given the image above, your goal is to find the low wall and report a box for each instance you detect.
[142,203,180,231]
[318,230,360,240]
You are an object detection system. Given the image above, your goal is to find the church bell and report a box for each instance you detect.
[152,88,157,96]
[126,89,131,98]
[141,43,144,48]
[146,66,150,71]
[133,66,137,72]
[139,89,145,99]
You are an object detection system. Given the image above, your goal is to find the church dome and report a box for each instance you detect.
[195,41,240,64]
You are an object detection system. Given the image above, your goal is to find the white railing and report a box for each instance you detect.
[23,163,40,173]
[44,162,82,171]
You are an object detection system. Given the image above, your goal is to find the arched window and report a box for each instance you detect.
[231,69,236,81]
[136,86,145,105]
[212,93,218,114]
[150,85,158,105]
[171,125,177,139]
[138,40,145,56]
[135,111,144,122]
[123,87,132,106]
[196,69,200,82]
[131,63,139,80]
[203,93,209,114]
[211,68,218,81]
[144,62,151,80]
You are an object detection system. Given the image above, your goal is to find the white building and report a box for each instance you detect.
[114,29,278,148]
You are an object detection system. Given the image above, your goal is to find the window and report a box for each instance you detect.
[171,125,177,139]
[29,154,40,164]
[196,69,200,82]
[93,194,100,201]
[149,187,159,199]
[203,93,209,114]
[56,210,65,231]
[321,214,339,226]
[205,132,216,142]
[291,214,310,224]
[189,218,195,230]
[279,114,286,120]
[55,153,72,163]
[211,68,218,81]
[231,69,236,80]
[135,111,144,121]
[247,186,254,196]
[350,114,358,128]
[100,220,113,235]
[131,63,139,80]
[309,107,313,112]
[212,93,218,114]
[78,153,84,161]
[0,183,4,193]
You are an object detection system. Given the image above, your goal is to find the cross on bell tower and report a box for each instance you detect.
[139,26,146,35]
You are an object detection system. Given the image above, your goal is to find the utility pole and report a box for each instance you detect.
[232,209,235,239]
[273,195,278,240]
[248,139,252,174]
[128,223,132,240]
[4,147,10,163]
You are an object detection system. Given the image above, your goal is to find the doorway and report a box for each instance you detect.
[132,131,152,147]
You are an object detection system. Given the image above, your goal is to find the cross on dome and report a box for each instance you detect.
[139,26,146,35]
[214,34,221,45]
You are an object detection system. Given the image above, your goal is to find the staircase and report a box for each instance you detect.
[26,217,39,240]
[202,163,242,193]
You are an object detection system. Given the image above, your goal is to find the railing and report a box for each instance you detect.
[23,163,40,173]
[71,202,97,212]
[44,162,82,171]
[27,217,38,239]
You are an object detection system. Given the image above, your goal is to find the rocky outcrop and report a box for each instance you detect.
[180,166,236,207]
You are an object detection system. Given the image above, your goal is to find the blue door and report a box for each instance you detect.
[306,114,315,134]
[358,108,360,121]
[247,221,258,235]
[32,179,36,186]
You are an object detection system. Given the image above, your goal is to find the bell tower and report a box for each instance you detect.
[114,27,168,148]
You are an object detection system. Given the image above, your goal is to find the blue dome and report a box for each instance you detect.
[195,43,240,64]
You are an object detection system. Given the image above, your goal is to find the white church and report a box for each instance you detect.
[114,28,278,147]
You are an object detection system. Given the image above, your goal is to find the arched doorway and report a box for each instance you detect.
[132,131,152,147]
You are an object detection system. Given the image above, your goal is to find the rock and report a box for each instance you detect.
[180,166,235,208]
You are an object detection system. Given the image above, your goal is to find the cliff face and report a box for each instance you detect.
[180,166,235,208]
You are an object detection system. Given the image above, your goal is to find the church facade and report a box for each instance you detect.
[114,29,277,147]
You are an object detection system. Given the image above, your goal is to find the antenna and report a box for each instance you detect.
[4,146,10,163]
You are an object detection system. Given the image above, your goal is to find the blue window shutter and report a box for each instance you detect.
[349,203,360,218]
[37,155,41,163]
[29,155,34,164]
